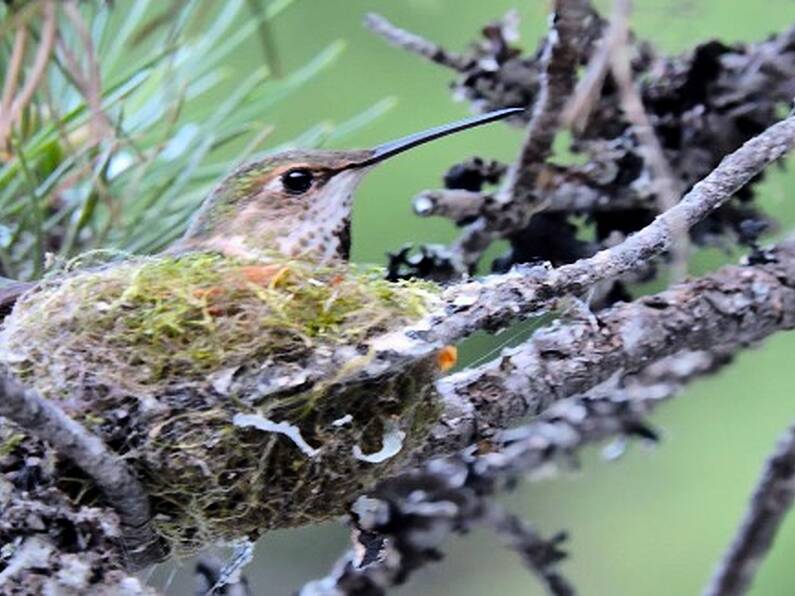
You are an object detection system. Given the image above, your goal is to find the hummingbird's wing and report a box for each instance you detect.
[0,278,34,319]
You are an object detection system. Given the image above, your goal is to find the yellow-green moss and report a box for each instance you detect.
[0,432,25,458]
[0,252,443,554]
[1,252,438,395]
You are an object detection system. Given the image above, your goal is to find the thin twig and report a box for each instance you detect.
[562,0,623,131]
[452,0,592,270]
[607,0,689,281]
[0,373,163,569]
[0,0,56,152]
[363,13,470,72]
[500,0,591,201]
[198,541,255,596]
[0,26,28,126]
[411,170,661,224]
[486,505,575,596]
[703,423,795,596]
[59,1,113,144]
[412,188,487,222]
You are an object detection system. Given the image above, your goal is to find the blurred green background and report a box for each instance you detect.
[58,0,795,593]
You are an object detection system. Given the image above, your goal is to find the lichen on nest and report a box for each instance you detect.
[0,252,443,554]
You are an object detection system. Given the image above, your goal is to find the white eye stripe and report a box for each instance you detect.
[263,177,283,193]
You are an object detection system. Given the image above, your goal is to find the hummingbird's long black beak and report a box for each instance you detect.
[356,107,524,167]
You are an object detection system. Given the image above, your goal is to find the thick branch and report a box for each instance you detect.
[0,374,162,568]
[426,235,795,455]
[703,423,795,596]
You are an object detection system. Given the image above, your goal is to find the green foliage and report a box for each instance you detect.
[0,0,394,279]
[1,252,438,393]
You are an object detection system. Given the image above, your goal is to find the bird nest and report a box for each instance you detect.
[0,253,444,554]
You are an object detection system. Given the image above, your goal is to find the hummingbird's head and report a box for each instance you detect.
[178,107,523,262]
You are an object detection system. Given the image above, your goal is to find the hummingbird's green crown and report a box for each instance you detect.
[174,107,523,263]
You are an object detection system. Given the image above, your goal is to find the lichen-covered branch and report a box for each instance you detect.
[451,0,593,271]
[425,227,795,454]
[605,0,689,281]
[0,417,155,592]
[363,13,470,72]
[299,463,576,596]
[409,167,664,223]
[300,231,795,596]
[0,374,162,569]
[300,226,795,594]
[703,423,795,596]
[377,13,795,283]
[387,109,794,344]
[500,0,591,202]
[3,4,795,594]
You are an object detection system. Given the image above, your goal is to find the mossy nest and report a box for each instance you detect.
[0,253,444,554]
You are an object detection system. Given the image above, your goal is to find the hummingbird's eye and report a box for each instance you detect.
[281,168,314,195]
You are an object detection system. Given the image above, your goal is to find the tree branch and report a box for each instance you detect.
[0,374,163,569]
[451,0,592,271]
[703,422,795,596]
[302,223,795,594]
[410,168,662,225]
[606,0,689,281]
[363,13,470,72]
[378,13,795,284]
[300,231,795,596]
[299,346,733,595]
[426,233,795,455]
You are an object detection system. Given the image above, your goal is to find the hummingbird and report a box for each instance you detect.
[0,107,523,555]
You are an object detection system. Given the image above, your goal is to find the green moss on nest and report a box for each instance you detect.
[3,253,436,393]
[0,253,443,554]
